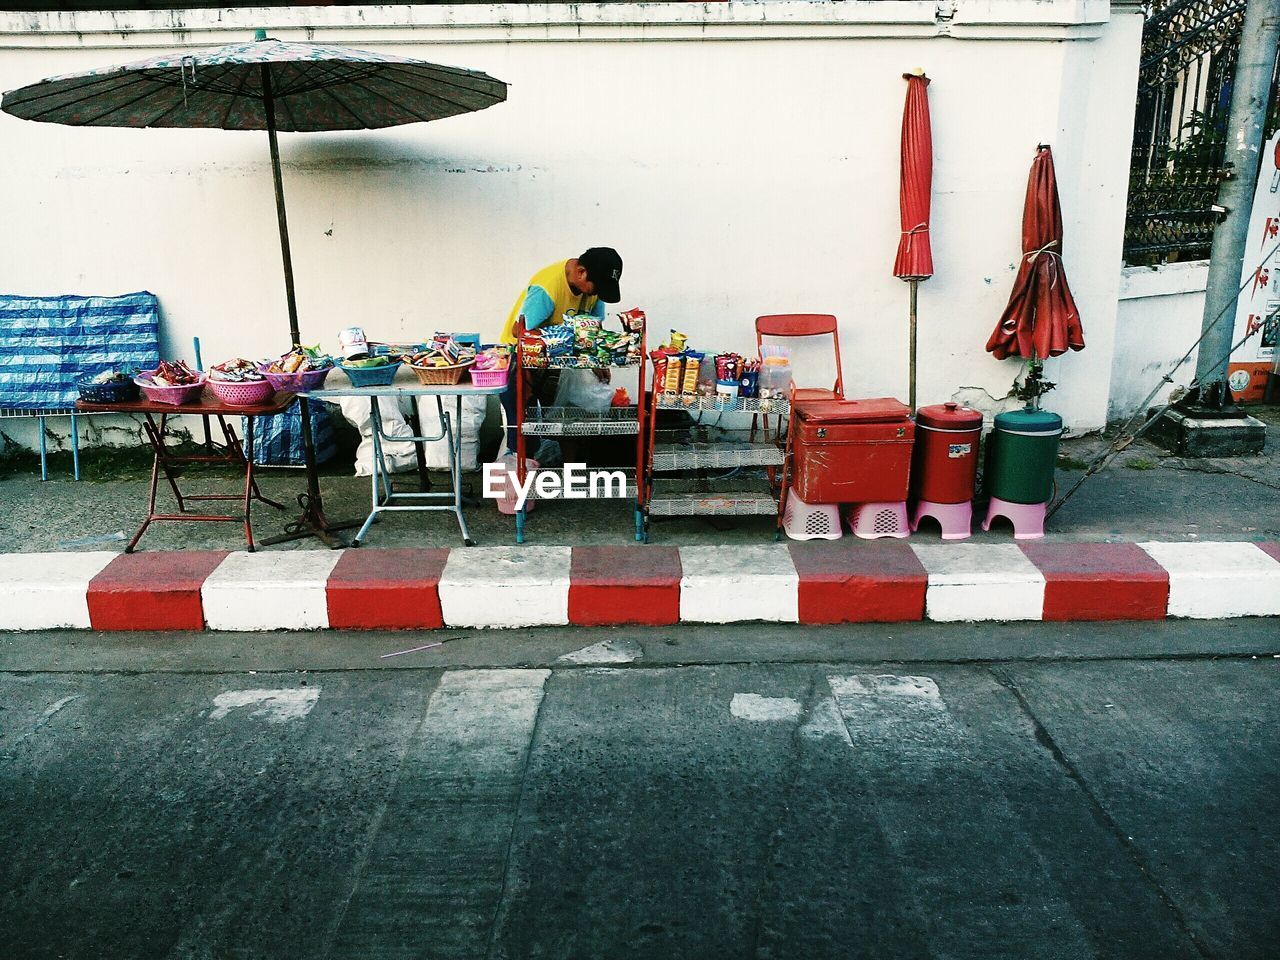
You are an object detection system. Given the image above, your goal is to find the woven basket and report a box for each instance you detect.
[78,377,139,404]
[339,360,401,387]
[207,377,274,406]
[135,371,206,406]
[258,363,331,392]
[408,358,475,385]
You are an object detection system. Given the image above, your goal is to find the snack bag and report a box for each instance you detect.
[617,308,646,333]
[681,352,703,395]
[519,333,548,368]
[663,356,684,393]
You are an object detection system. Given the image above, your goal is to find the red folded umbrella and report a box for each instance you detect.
[986,145,1085,360]
[893,72,934,280]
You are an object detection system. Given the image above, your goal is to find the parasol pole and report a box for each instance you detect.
[908,278,918,412]
[258,59,348,548]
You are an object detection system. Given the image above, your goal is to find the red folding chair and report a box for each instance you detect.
[755,314,845,538]
[755,313,844,402]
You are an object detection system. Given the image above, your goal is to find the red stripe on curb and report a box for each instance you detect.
[1258,542,1280,565]
[88,551,229,631]
[789,540,926,623]
[327,549,449,630]
[569,546,681,626]
[1020,542,1169,621]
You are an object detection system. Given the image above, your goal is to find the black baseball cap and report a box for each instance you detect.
[579,247,623,303]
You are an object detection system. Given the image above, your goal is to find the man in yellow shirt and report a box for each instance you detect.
[500,248,623,453]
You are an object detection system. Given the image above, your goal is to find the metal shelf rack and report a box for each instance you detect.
[647,475,779,516]
[520,406,640,437]
[638,369,789,541]
[513,319,647,543]
[651,427,786,471]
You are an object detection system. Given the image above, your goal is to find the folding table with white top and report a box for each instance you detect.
[304,375,506,546]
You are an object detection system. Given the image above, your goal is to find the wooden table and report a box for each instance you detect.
[76,390,297,552]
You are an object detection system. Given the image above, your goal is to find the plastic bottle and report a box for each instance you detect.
[758,357,793,398]
[697,358,718,396]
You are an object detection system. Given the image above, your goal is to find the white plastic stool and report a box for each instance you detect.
[782,493,842,541]
[911,500,974,540]
[982,497,1046,540]
[849,501,911,540]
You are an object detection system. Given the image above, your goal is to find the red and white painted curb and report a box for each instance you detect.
[1,540,1278,632]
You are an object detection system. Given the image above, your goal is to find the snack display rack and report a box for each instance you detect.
[638,373,789,541]
[513,319,647,543]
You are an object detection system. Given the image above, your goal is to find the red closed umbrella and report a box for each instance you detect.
[986,145,1085,361]
[893,71,934,281]
[894,70,933,411]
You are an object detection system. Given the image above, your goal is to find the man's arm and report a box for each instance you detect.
[520,287,556,330]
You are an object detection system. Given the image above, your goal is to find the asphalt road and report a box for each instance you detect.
[2,621,1278,960]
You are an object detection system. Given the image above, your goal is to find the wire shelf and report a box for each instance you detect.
[520,406,640,436]
[515,467,638,501]
[647,476,778,517]
[651,428,785,470]
[653,393,790,415]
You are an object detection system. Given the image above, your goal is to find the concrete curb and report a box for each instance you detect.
[1,540,1278,631]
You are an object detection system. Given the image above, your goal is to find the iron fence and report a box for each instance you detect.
[1124,0,1280,264]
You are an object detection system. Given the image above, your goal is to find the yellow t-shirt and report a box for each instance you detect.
[500,259,603,344]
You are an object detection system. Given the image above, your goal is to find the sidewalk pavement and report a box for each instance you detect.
[0,407,1276,631]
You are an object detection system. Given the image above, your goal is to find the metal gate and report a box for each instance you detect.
[1123,0,1279,264]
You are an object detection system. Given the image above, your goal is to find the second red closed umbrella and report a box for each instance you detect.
[986,145,1085,361]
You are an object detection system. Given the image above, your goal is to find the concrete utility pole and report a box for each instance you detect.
[1159,0,1280,454]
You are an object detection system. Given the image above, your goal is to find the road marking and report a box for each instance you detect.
[209,688,320,723]
[557,639,642,664]
[730,693,802,722]
[799,696,853,745]
[829,674,943,705]
[325,669,550,958]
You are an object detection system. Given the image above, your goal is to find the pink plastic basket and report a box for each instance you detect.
[134,371,206,406]
[207,377,275,406]
[257,363,332,392]
[469,366,510,389]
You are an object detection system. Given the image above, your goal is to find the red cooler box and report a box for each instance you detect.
[791,398,915,504]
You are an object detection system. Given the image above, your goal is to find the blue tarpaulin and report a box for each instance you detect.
[0,291,161,410]
[243,400,337,467]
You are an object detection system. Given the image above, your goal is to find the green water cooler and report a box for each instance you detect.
[982,407,1062,539]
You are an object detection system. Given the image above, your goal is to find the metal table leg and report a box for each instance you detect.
[349,392,476,546]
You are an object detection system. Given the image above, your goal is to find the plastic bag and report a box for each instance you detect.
[414,394,488,470]
[335,395,418,477]
[553,368,614,413]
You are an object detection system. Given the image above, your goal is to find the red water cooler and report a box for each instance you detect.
[909,402,983,539]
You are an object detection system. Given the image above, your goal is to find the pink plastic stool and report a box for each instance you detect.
[982,497,1046,540]
[911,500,974,540]
[848,501,911,540]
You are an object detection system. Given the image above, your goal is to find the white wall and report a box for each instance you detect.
[1108,260,1209,423]
[0,0,1144,452]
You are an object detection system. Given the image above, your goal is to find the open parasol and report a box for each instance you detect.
[893,69,934,413]
[1,34,507,546]
[985,144,1085,364]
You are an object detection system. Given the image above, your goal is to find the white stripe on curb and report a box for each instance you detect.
[0,552,116,629]
[679,544,799,623]
[201,551,342,631]
[438,546,571,628]
[912,543,1045,622]
[1139,541,1280,619]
